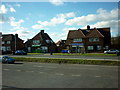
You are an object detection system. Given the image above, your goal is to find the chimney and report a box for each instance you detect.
[15,34,18,38]
[87,25,90,30]
[41,30,44,34]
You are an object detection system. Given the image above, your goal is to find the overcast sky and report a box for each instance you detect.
[0,1,119,42]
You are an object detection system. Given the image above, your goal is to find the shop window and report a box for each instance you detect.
[97,46,101,50]
[88,46,94,50]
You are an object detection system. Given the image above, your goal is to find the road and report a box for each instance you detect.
[2,62,119,88]
[8,54,120,61]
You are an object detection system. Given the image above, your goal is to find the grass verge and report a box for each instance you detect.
[12,57,119,66]
[53,53,116,56]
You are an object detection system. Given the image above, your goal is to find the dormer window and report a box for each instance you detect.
[73,38,82,42]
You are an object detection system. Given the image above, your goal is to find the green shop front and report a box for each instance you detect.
[31,45,48,53]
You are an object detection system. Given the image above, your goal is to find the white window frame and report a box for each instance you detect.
[88,46,94,50]
[2,46,6,51]
[2,41,5,44]
[89,38,99,42]
[7,41,11,44]
[73,38,82,42]
[7,46,11,51]
[33,40,40,44]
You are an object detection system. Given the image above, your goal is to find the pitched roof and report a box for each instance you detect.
[67,29,86,39]
[2,34,24,41]
[86,28,104,38]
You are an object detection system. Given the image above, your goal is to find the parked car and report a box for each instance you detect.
[14,50,27,55]
[104,49,120,54]
[2,56,15,64]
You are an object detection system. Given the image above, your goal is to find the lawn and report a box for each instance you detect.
[28,53,116,56]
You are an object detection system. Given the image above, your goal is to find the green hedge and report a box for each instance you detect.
[11,57,120,66]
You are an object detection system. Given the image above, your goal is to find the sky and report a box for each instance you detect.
[0,1,119,43]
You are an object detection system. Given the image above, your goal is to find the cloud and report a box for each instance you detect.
[49,0,64,6]
[0,5,8,14]
[32,24,44,29]
[63,27,77,32]
[32,12,75,29]
[15,4,21,7]
[65,8,118,26]
[9,17,24,27]
[10,7,16,12]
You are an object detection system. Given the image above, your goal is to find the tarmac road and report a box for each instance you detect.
[2,62,119,88]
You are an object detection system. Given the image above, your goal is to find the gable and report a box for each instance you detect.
[86,29,104,38]
[67,29,86,39]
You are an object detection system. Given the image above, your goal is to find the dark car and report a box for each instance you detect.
[104,49,120,54]
[14,50,27,55]
[2,56,15,64]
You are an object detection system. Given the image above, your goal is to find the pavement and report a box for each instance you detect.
[2,62,119,88]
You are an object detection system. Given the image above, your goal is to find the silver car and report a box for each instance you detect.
[104,49,120,54]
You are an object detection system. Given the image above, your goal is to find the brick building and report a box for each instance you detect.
[2,34,24,54]
[65,25,111,53]
[56,40,66,53]
[24,30,56,53]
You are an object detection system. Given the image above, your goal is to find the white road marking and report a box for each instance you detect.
[95,76,101,78]
[26,71,34,72]
[17,65,23,66]
[39,72,44,74]
[3,69,9,71]
[33,65,44,67]
[15,70,21,72]
[72,75,81,77]
[33,65,57,69]
[55,73,64,76]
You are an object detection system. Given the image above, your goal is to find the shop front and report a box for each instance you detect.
[71,43,85,53]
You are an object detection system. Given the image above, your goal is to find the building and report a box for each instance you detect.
[2,34,24,54]
[56,40,66,53]
[24,30,56,53]
[0,32,2,55]
[65,25,111,53]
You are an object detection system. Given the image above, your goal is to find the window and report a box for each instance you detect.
[7,41,11,44]
[46,40,50,43]
[97,46,101,50]
[73,38,82,42]
[7,46,11,51]
[2,41,5,44]
[33,40,40,44]
[88,46,94,50]
[2,46,6,51]
[89,38,99,42]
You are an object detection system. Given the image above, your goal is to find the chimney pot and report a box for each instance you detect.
[41,30,44,33]
[87,25,90,30]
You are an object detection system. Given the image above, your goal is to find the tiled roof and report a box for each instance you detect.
[67,29,86,39]
[2,34,24,41]
[86,28,104,38]
[2,34,13,41]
